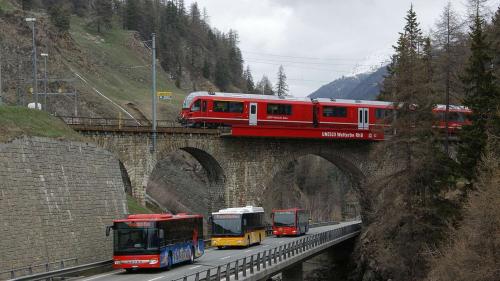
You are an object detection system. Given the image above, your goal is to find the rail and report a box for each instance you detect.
[0,258,78,280]
[60,116,181,128]
[174,222,361,281]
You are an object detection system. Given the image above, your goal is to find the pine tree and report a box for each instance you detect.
[124,0,141,31]
[243,66,255,93]
[22,0,33,10]
[49,4,71,32]
[93,0,113,33]
[215,59,230,91]
[458,7,499,181]
[256,76,273,95]
[275,65,289,97]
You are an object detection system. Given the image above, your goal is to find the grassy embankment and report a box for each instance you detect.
[0,106,82,142]
[66,16,188,120]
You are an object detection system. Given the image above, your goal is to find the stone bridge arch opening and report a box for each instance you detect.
[146,147,226,218]
[261,153,363,223]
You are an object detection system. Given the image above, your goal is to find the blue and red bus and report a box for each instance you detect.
[271,208,309,237]
[106,213,204,272]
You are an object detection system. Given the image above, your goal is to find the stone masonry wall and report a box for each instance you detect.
[0,137,127,277]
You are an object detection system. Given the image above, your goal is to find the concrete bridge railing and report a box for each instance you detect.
[173,221,362,281]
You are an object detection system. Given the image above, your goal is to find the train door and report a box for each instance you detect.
[249,103,258,126]
[358,108,369,130]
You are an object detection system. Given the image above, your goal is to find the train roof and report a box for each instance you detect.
[212,206,264,215]
[183,91,393,107]
[113,213,202,223]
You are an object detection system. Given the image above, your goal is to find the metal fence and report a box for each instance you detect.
[0,258,78,280]
[173,222,361,281]
[60,116,181,129]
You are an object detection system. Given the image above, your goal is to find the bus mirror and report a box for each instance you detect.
[159,229,165,239]
[106,225,113,237]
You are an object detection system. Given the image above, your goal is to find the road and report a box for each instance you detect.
[76,222,358,281]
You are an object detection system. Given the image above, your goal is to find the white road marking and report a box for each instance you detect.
[78,271,117,281]
[220,256,231,260]
[189,265,202,270]
[262,245,270,247]
[244,250,252,253]
[147,276,165,281]
[279,241,285,244]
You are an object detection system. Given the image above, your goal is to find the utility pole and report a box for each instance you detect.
[26,17,38,109]
[41,53,48,111]
[151,33,157,152]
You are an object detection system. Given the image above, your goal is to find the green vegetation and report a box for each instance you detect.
[67,16,186,120]
[126,195,153,214]
[0,106,82,143]
[0,0,14,12]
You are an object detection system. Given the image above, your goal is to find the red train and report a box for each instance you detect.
[178,91,470,140]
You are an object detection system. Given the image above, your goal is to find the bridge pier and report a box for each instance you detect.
[282,263,304,281]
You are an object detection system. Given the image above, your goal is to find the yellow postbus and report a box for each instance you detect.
[210,206,266,248]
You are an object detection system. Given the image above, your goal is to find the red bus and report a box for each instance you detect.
[106,214,204,272]
[271,208,309,237]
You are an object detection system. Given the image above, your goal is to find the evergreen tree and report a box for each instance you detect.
[202,60,211,79]
[124,0,141,31]
[256,76,274,95]
[458,7,499,181]
[275,65,289,97]
[243,66,255,93]
[93,0,113,33]
[49,4,71,32]
[215,59,230,91]
[22,0,33,10]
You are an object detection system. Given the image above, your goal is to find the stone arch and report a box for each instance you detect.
[261,147,368,221]
[147,145,226,216]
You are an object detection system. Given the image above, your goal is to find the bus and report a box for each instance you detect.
[106,213,204,272]
[210,206,266,248]
[272,208,309,237]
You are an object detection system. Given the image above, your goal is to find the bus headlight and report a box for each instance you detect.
[149,259,158,265]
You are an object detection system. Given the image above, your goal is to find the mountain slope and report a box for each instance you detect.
[309,66,387,100]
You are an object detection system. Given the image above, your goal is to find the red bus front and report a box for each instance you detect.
[272,209,309,237]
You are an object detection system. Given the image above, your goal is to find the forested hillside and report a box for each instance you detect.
[355,2,500,281]
[0,0,249,119]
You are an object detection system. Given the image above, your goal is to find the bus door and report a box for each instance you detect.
[249,103,258,126]
[358,108,369,130]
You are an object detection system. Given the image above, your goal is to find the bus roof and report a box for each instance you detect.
[113,213,202,223]
[212,206,264,215]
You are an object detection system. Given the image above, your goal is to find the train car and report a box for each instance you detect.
[179,91,313,128]
[210,206,266,248]
[433,104,471,133]
[313,98,394,130]
[106,213,204,272]
[271,208,309,237]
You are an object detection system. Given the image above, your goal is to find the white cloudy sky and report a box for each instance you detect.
[185,0,498,97]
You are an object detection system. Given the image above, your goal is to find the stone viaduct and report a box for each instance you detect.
[79,128,400,217]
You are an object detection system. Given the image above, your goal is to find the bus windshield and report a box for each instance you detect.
[113,222,159,254]
[212,214,242,236]
[274,211,296,227]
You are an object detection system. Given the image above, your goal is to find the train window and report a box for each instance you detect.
[323,106,347,117]
[191,100,201,112]
[267,104,292,115]
[251,105,256,114]
[202,101,207,112]
[213,101,244,113]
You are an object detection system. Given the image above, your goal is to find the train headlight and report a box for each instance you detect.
[114,261,121,265]
[149,259,158,265]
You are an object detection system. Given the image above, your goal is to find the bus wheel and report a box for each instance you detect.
[189,247,195,264]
